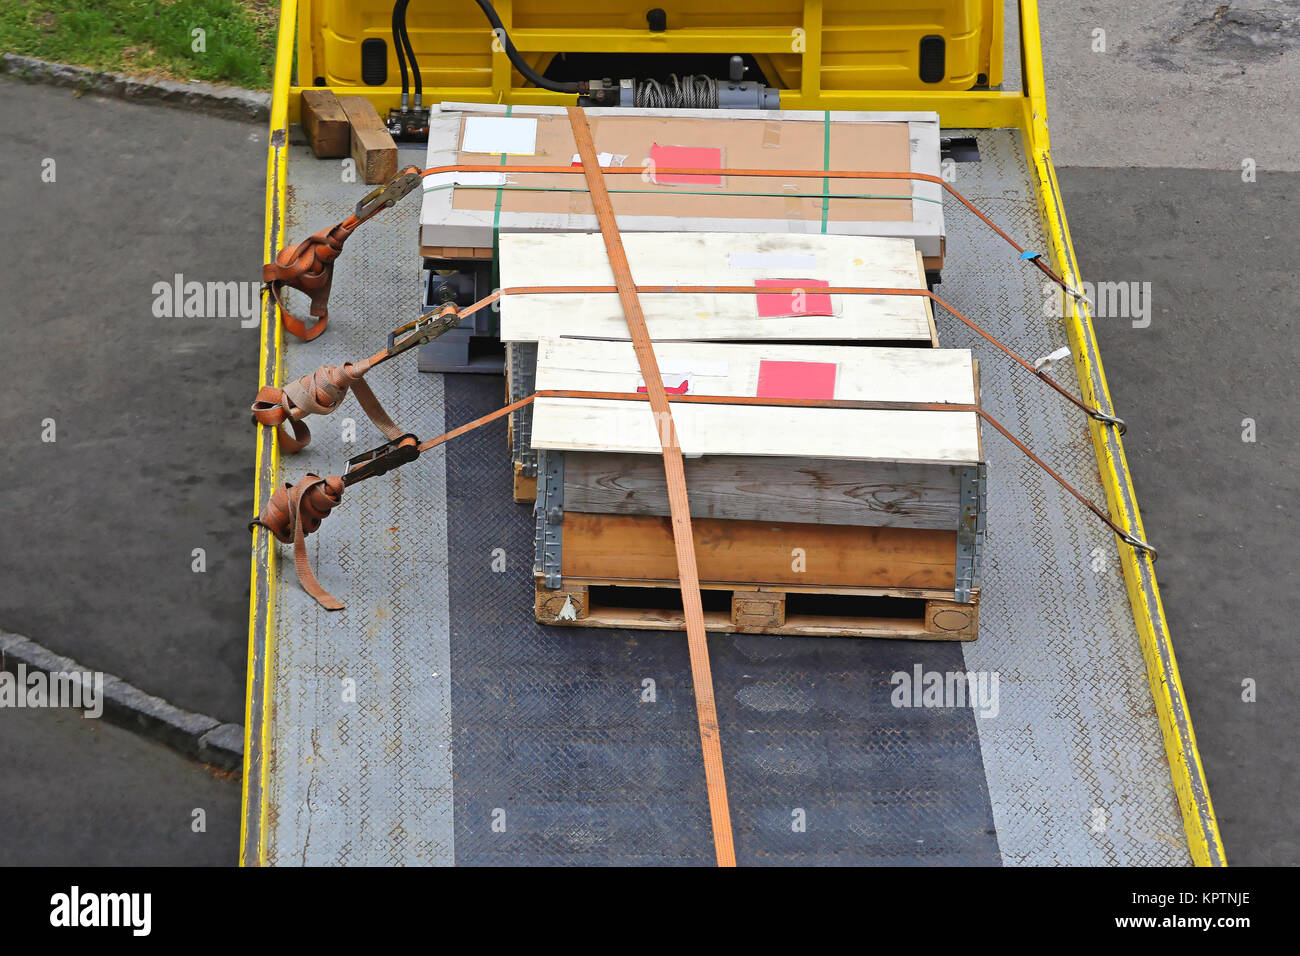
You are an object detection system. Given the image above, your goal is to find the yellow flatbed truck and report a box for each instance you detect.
[243,0,1224,866]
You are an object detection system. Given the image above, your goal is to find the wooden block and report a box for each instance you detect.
[300,89,350,158]
[924,596,978,639]
[513,461,537,503]
[339,96,397,184]
[535,581,588,623]
[732,590,785,630]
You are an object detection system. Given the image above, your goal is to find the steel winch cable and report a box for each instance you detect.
[634,75,719,109]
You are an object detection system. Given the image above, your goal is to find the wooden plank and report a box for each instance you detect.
[421,245,494,260]
[559,512,957,591]
[562,451,962,529]
[498,232,932,344]
[916,250,939,346]
[554,576,964,601]
[300,89,350,158]
[533,338,976,404]
[535,581,588,621]
[531,398,982,464]
[339,96,397,184]
[538,603,975,640]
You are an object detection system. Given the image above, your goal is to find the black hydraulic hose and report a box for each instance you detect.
[397,0,421,108]
[392,0,409,108]
[472,0,581,93]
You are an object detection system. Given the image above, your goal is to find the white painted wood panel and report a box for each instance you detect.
[533,338,976,404]
[498,232,931,343]
[530,398,981,464]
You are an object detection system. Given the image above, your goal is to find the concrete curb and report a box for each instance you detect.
[1,53,269,123]
[0,629,243,773]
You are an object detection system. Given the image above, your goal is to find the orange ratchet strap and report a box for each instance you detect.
[565,105,736,867]
[256,386,1154,629]
[262,166,423,341]
[251,302,465,452]
[264,156,1090,346]
[251,400,530,609]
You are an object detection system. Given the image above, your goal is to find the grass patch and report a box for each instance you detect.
[0,0,277,89]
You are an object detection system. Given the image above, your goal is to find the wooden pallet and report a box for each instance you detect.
[535,577,978,641]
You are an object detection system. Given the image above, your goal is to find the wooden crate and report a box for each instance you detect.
[527,337,986,638]
[530,339,982,527]
[420,104,945,266]
[502,234,938,504]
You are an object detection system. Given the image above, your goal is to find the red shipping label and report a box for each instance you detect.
[637,380,690,395]
[756,360,838,401]
[754,278,833,318]
[647,143,723,186]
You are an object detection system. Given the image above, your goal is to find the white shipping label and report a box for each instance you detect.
[569,152,625,167]
[635,360,730,392]
[461,116,538,155]
[423,171,507,190]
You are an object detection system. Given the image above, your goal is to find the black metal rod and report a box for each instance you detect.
[392,0,409,108]
[473,0,581,93]
[397,0,421,107]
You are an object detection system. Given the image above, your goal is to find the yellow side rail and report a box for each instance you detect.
[1015,0,1225,868]
[242,0,1225,867]
[240,0,295,869]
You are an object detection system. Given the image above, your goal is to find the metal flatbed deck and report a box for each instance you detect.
[243,0,1222,867]
[244,129,1187,866]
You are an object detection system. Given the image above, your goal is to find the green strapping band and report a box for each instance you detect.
[492,104,512,234]
[489,105,511,335]
[423,183,943,205]
[820,110,831,234]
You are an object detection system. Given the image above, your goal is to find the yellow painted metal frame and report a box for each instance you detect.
[300,0,1000,96]
[240,0,293,868]
[243,0,1224,866]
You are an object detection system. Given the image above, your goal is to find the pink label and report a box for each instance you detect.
[647,144,723,186]
[754,278,833,318]
[756,361,837,400]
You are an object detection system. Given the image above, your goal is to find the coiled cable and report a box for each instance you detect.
[634,75,719,109]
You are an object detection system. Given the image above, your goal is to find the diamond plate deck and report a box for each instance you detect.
[266,142,455,866]
[260,127,1188,866]
[944,129,1187,864]
[446,376,1000,865]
